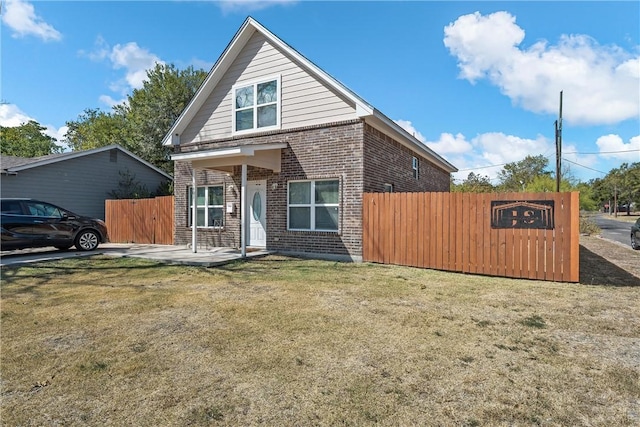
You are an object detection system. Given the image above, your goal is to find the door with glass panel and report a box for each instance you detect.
[247,180,266,247]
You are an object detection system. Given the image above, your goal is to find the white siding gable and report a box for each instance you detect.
[181,31,357,144]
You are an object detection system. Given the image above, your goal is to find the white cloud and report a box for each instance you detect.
[79,35,110,62]
[472,132,551,167]
[425,132,473,155]
[595,134,640,161]
[395,119,427,143]
[81,38,164,107]
[1,0,61,41]
[0,103,33,127]
[444,11,640,126]
[0,103,68,149]
[110,42,163,90]
[218,0,297,14]
[396,120,472,155]
[99,95,125,108]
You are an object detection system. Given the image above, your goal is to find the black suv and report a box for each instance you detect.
[1,199,109,251]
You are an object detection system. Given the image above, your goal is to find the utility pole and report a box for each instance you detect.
[614,183,618,218]
[555,91,563,192]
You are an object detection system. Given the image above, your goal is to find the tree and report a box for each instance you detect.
[608,163,640,215]
[64,109,129,152]
[497,155,550,192]
[590,163,640,215]
[117,63,208,174]
[574,182,598,211]
[524,174,571,193]
[1,120,62,157]
[64,63,207,175]
[452,172,494,193]
[107,168,151,199]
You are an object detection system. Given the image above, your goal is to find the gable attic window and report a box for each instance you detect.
[233,76,281,133]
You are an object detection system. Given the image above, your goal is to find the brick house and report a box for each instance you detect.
[163,17,456,261]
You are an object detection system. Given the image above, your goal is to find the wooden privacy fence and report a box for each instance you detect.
[363,192,579,282]
[105,196,174,245]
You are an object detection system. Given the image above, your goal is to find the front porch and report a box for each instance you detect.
[171,142,286,258]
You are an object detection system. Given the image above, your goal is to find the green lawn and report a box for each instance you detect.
[1,255,639,426]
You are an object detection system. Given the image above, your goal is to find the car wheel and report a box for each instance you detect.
[75,230,100,251]
[55,246,72,251]
[632,234,640,250]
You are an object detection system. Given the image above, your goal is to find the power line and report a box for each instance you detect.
[456,163,509,172]
[562,157,608,175]
[564,149,640,155]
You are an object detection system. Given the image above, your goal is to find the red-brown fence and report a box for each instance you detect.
[105,196,174,245]
[363,192,579,282]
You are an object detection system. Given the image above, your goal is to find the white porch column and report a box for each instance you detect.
[240,163,247,258]
[191,166,198,253]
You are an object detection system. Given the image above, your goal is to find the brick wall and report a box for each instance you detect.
[174,120,451,259]
[362,124,451,193]
[174,120,365,259]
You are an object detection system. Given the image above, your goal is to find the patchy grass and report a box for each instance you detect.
[1,254,639,426]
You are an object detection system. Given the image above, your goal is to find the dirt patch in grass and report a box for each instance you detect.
[2,255,639,426]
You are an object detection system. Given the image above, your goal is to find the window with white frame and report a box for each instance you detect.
[288,179,339,231]
[233,76,280,133]
[412,156,419,179]
[188,186,224,227]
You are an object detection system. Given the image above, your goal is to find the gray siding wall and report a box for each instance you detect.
[181,31,356,144]
[0,149,171,219]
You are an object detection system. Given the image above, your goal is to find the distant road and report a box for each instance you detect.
[592,214,634,248]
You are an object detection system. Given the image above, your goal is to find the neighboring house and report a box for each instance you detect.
[164,17,457,261]
[1,145,172,220]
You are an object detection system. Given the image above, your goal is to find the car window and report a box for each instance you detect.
[26,202,63,218]
[0,200,24,215]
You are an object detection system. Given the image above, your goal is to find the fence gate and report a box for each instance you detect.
[363,192,579,282]
[105,196,174,245]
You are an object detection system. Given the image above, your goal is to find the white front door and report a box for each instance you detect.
[247,180,267,247]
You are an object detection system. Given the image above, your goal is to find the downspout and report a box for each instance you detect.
[240,163,247,258]
[192,166,198,253]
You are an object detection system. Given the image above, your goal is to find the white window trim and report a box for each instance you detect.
[188,185,225,228]
[412,156,419,179]
[232,75,281,135]
[287,179,340,232]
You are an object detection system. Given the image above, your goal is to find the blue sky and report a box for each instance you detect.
[2,0,639,183]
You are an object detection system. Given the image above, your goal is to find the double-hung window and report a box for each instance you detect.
[233,76,280,133]
[288,179,339,231]
[412,156,419,179]
[188,186,224,227]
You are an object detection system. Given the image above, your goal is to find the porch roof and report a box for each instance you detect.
[171,142,287,173]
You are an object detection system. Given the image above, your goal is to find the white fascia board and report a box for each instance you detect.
[171,148,244,161]
[171,143,287,161]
